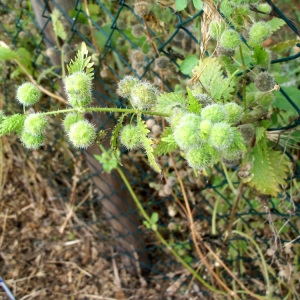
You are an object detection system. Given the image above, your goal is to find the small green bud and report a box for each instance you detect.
[256,92,275,107]
[220,29,241,49]
[254,72,275,92]
[130,82,158,109]
[201,104,226,123]
[186,143,216,170]
[199,119,212,141]
[63,113,82,132]
[16,82,41,106]
[210,122,234,149]
[256,3,272,14]
[249,22,271,45]
[64,72,92,108]
[23,113,47,136]
[120,124,141,149]
[224,102,243,124]
[68,120,96,148]
[209,21,226,40]
[238,123,255,143]
[173,114,201,150]
[21,132,45,149]
[117,75,139,99]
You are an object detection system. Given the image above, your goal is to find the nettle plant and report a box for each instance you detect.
[0,3,294,197]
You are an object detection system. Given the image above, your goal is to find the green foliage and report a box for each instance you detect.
[187,87,201,114]
[67,42,94,80]
[268,18,286,34]
[180,55,199,75]
[153,127,178,156]
[155,92,186,115]
[0,44,18,60]
[175,0,187,11]
[50,8,67,41]
[137,117,161,173]
[111,113,128,153]
[193,58,236,101]
[0,114,26,136]
[244,136,290,196]
[143,212,159,231]
[251,46,270,68]
[94,149,120,173]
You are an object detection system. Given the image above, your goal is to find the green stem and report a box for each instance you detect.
[239,46,247,110]
[97,145,227,296]
[211,196,220,235]
[233,230,271,299]
[221,161,236,194]
[42,107,169,118]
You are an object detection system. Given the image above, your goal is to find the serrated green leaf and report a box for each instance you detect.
[273,87,300,114]
[153,127,178,156]
[268,18,286,34]
[110,113,128,164]
[0,45,17,60]
[193,57,236,101]
[175,0,187,11]
[0,114,26,136]
[67,42,94,80]
[251,45,270,68]
[50,8,67,41]
[180,54,198,75]
[193,0,203,10]
[94,149,120,173]
[137,117,161,173]
[245,138,290,196]
[155,92,187,115]
[255,127,266,143]
[187,87,201,114]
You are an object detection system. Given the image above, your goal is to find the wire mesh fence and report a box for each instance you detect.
[1,0,300,298]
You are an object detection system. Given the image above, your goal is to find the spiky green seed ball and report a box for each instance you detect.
[186,143,216,170]
[220,0,233,18]
[68,120,96,148]
[224,102,243,124]
[63,113,82,132]
[130,82,158,109]
[23,114,47,136]
[120,124,140,149]
[117,76,139,99]
[173,114,201,150]
[199,120,212,141]
[201,104,226,123]
[256,3,272,14]
[208,21,226,40]
[254,72,275,92]
[21,132,45,149]
[168,108,187,129]
[220,29,241,49]
[249,22,271,45]
[210,122,234,149]
[64,72,92,108]
[16,82,41,106]
[220,129,246,160]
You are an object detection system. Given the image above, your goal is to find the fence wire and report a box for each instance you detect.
[1,0,300,298]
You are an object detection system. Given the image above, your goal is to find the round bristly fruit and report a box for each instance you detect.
[130,82,158,109]
[254,72,275,92]
[68,120,96,148]
[16,82,41,106]
[21,131,45,149]
[249,21,271,45]
[63,113,82,132]
[23,113,47,136]
[117,76,139,99]
[209,122,234,149]
[220,29,241,49]
[201,104,226,123]
[224,102,243,124]
[64,72,92,107]
[186,143,216,170]
[120,124,141,149]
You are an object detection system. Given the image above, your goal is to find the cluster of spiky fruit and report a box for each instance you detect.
[117,75,158,110]
[170,103,246,169]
